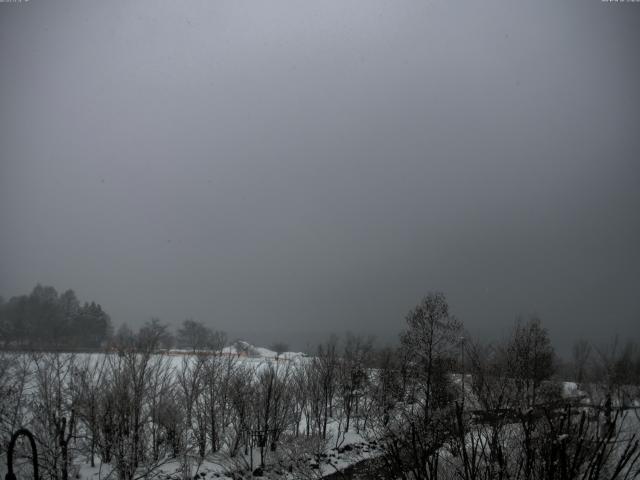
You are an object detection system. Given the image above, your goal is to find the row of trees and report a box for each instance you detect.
[112,318,227,352]
[1,292,639,480]
[0,285,112,349]
[371,293,640,480]
[0,285,227,352]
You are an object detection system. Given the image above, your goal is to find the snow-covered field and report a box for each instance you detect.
[3,344,639,480]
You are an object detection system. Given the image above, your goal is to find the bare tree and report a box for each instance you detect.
[337,333,373,434]
[401,292,462,416]
[374,293,462,480]
[107,332,174,480]
[505,316,555,407]
[30,352,78,480]
[251,360,296,467]
[175,354,206,479]
[74,354,109,467]
[316,336,339,439]
[291,362,310,437]
[177,319,219,351]
[572,339,592,385]
[201,342,236,454]
[228,363,254,457]
[137,318,174,351]
[147,351,175,462]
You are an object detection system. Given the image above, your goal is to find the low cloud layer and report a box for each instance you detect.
[1,0,639,351]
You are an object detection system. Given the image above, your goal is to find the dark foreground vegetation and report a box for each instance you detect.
[1,289,639,480]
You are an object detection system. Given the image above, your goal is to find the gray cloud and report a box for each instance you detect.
[1,0,639,351]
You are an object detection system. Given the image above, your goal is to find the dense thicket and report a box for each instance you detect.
[0,285,112,349]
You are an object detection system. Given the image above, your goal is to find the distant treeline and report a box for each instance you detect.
[0,284,112,349]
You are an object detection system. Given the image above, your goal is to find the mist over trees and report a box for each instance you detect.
[177,319,224,351]
[0,285,112,350]
[0,287,226,353]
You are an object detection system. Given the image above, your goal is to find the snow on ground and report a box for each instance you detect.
[8,345,637,479]
[165,340,309,368]
[1,344,374,480]
[217,340,308,361]
[71,417,381,480]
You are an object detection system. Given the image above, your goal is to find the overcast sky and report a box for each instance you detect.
[1,0,639,351]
